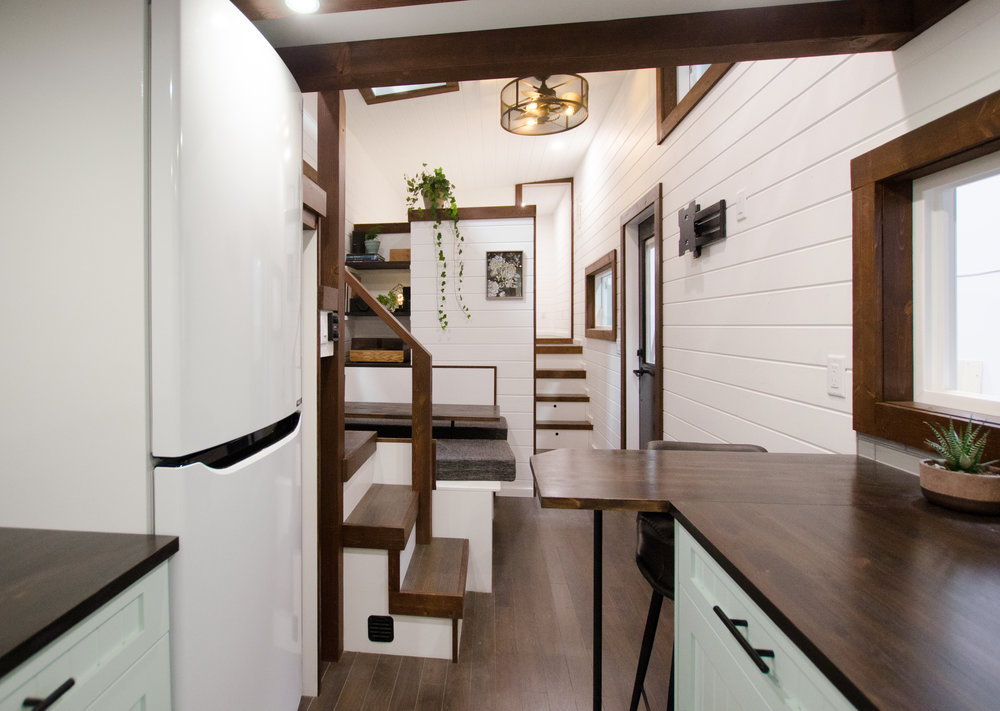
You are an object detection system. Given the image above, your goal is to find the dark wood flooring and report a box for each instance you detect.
[300,497,673,711]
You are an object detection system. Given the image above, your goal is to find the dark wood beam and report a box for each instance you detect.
[277,1,923,92]
[231,0,461,22]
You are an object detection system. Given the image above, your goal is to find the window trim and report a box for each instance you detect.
[851,88,1000,455]
[655,63,732,145]
[585,250,617,341]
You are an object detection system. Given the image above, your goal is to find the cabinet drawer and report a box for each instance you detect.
[535,401,588,422]
[0,563,169,711]
[676,524,854,711]
[535,429,591,450]
[83,635,171,711]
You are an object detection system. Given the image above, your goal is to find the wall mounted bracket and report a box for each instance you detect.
[678,199,726,257]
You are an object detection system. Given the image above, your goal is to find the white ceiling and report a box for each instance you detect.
[255,0,822,47]
[343,70,634,211]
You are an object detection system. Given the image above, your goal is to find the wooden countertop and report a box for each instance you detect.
[530,449,1000,710]
[0,528,179,678]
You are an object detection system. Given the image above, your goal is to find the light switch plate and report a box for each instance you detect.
[735,188,748,222]
[827,355,846,398]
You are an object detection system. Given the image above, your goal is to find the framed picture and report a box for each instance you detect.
[486,250,523,299]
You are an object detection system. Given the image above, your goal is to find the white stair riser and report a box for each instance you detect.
[535,379,589,396]
[536,428,591,450]
[535,353,584,369]
[343,541,458,660]
[433,484,498,593]
[536,401,588,422]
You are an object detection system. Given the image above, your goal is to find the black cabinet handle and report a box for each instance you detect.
[713,606,774,673]
[23,678,75,710]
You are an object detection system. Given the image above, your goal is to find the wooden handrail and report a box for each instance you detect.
[344,272,433,543]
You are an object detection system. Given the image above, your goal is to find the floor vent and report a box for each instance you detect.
[368,615,394,642]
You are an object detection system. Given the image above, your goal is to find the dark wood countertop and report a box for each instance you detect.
[0,528,179,678]
[530,449,1000,710]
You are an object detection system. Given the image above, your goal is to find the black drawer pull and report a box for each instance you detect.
[23,678,75,710]
[713,605,774,673]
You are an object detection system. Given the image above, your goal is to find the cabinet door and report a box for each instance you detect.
[84,636,171,711]
[676,587,776,711]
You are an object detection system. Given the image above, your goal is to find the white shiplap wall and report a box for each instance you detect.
[575,0,1000,453]
[410,217,536,494]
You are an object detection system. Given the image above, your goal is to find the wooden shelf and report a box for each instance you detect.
[346,260,410,270]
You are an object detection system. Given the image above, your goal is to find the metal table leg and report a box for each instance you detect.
[593,509,603,711]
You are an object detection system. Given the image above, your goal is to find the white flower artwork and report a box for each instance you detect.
[486,251,523,299]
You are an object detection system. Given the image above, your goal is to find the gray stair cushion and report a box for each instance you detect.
[435,439,516,482]
[345,416,509,441]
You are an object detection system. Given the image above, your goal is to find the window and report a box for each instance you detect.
[585,250,617,340]
[851,89,1000,452]
[913,151,1000,416]
[358,82,459,105]
[655,63,732,144]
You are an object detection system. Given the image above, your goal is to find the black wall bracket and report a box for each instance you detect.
[678,199,727,257]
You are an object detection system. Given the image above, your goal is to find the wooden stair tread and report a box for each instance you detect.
[535,368,587,379]
[343,430,377,483]
[536,394,589,402]
[536,420,594,430]
[536,344,583,354]
[389,537,469,620]
[536,337,574,345]
[343,484,418,550]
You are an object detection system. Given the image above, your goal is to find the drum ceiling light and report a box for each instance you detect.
[500,74,589,136]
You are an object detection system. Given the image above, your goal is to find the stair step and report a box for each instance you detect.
[535,420,594,431]
[390,537,469,620]
[536,368,587,379]
[343,430,377,483]
[536,337,574,345]
[343,484,418,550]
[536,394,590,402]
[536,344,583,354]
[534,448,554,454]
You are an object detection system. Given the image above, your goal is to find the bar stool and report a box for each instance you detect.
[630,440,768,711]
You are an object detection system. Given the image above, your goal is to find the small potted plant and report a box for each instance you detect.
[364,225,382,255]
[920,418,1000,515]
[404,164,470,330]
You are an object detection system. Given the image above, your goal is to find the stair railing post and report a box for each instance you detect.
[412,348,433,544]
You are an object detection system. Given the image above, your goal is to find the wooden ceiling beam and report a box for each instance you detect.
[276,0,942,92]
[232,0,461,22]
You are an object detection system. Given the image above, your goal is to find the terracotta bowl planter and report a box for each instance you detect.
[919,460,1000,515]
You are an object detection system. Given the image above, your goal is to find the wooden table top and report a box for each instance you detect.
[0,528,178,678]
[345,401,502,422]
[530,449,1000,710]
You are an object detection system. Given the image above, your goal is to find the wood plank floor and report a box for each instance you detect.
[302,497,674,711]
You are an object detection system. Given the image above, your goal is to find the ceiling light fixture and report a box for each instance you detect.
[500,74,589,136]
[284,0,320,14]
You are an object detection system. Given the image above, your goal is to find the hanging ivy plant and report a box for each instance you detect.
[405,164,470,330]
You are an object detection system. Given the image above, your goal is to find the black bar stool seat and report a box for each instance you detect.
[630,441,767,711]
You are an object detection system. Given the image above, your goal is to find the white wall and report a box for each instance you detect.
[575,0,1000,453]
[0,0,150,532]
[411,218,535,494]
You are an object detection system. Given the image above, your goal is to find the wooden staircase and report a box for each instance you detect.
[535,338,593,452]
[338,273,469,663]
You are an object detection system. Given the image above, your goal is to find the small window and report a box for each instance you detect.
[585,250,617,340]
[676,65,711,102]
[913,150,1000,416]
[358,82,459,105]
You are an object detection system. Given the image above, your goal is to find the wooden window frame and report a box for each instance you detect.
[851,89,1000,457]
[585,250,617,341]
[656,64,732,145]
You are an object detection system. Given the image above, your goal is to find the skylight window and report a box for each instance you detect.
[359,82,459,105]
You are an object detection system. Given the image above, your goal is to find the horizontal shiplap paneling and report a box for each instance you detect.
[574,0,1000,454]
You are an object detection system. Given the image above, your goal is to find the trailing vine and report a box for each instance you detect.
[405,164,470,330]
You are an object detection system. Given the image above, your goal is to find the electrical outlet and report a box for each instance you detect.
[827,355,846,398]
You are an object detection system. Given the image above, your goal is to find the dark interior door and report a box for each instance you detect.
[635,216,656,448]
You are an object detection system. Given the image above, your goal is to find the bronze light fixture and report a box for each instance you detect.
[500,74,589,135]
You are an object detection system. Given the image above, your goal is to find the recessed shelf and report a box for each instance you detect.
[346,260,410,270]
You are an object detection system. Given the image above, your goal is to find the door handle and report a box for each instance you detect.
[633,367,652,377]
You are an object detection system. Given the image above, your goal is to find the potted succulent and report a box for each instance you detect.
[404,164,470,330]
[920,418,1000,515]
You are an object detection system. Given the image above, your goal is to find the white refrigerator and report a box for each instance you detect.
[148,1,303,710]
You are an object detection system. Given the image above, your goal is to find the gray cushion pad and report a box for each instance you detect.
[436,439,516,481]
